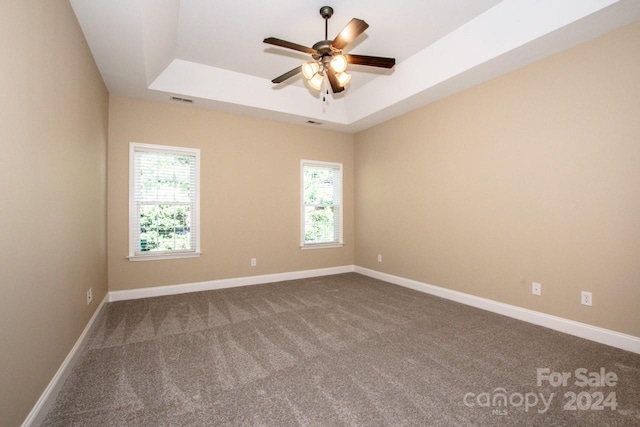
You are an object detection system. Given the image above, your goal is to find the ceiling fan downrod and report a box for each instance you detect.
[319,6,334,40]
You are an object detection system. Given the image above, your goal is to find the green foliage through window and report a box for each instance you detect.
[132,145,198,256]
[139,205,191,252]
[303,162,342,245]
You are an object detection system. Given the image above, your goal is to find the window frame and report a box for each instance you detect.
[128,142,201,261]
[300,159,344,249]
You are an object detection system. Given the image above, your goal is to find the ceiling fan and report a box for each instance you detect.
[264,6,395,94]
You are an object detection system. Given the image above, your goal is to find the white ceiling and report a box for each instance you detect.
[70,0,640,133]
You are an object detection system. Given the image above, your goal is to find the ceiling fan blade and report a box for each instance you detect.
[331,18,369,50]
[325,68,344,93]
[345,54,395,69]
[264,37,317,55]
[272,65,303,84]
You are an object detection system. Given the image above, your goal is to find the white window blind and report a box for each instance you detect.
[129,143,200,260]
[301,160,343,248]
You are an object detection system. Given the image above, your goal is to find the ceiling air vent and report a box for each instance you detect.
[306,120,323,125]
[170,96,193,103]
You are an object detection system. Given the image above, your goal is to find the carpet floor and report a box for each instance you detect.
[41,273,640,426]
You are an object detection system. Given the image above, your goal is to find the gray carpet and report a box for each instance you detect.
[42,273,640,426]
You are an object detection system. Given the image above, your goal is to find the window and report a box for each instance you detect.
[301,160,343,248]
[129,143,200,261]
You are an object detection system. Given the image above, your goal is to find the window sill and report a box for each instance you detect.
[300,243,344,250]
[128,252,202,262]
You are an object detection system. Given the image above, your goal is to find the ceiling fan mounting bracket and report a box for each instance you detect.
[319,6,334,20]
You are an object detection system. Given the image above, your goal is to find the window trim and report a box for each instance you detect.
[300,159,344,249]
[128,142,201,261]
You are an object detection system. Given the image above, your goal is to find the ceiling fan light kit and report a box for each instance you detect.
[264,5,395,96]
[301,53,350,92]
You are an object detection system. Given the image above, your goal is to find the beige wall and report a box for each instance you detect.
[355,21,640,337]
[2,4,638,423]
[0,1,109,426]
[107,96,354,291]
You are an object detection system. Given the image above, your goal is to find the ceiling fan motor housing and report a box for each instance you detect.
[312,40,335,57]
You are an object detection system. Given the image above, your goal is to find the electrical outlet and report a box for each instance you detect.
[377,254,382,263]
[532,282,541,296]
[86,288,93,305]
[251,258,257,267]
[581,291,592,306]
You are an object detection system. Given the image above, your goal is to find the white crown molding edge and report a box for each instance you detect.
[354,266,640,355]
[22,293,109,427]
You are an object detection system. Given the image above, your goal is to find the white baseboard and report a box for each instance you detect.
[22,293,109,427]
[108,265,356,302]
[109,264,640,354]
[22,265,639,426]
[355,266,640,355]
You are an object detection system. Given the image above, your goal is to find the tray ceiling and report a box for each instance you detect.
[70,0,640,132]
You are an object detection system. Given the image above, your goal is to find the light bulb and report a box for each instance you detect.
[330,55,347,73]
[301,62,319,80]
[308,73,324,90]
[336,72,351,87]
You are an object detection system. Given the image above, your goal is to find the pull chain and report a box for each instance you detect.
[321,75,328,103]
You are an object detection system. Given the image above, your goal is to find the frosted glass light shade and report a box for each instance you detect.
[330,55,348,73]
[301,62,320,80]
[336,72,351,87]
[308,73,324,90]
